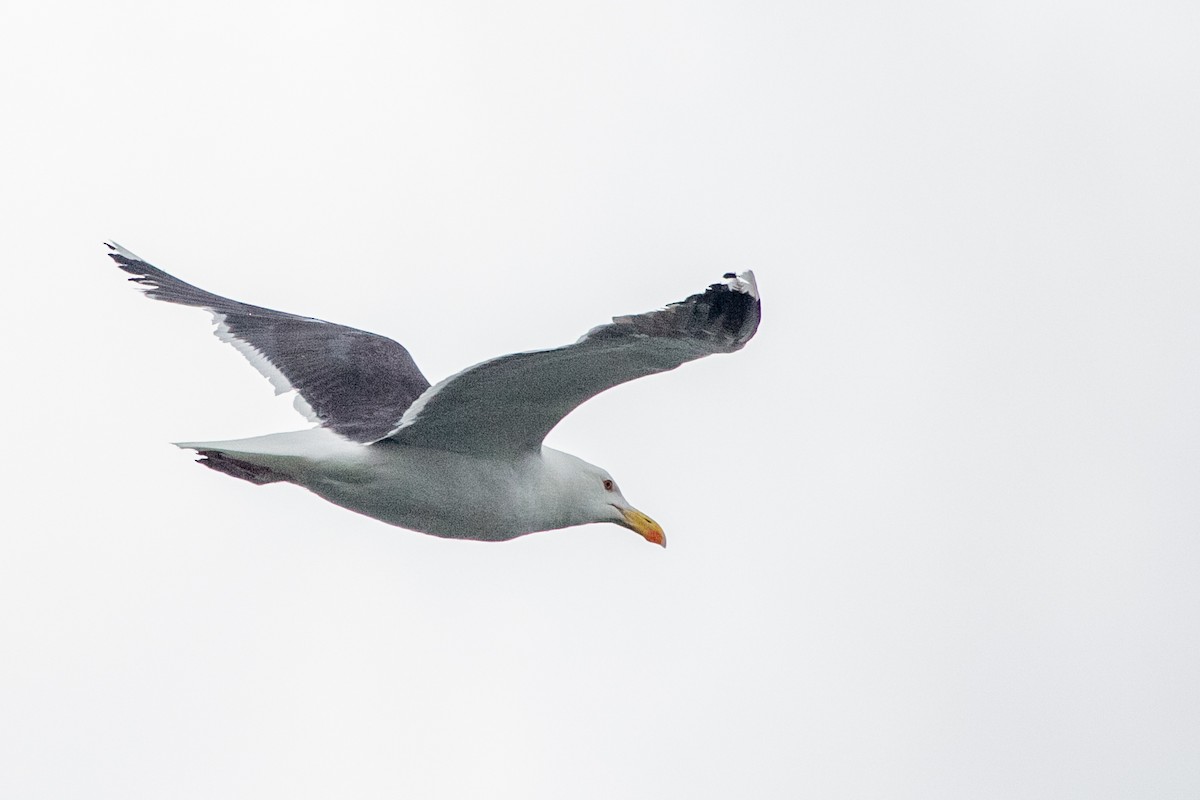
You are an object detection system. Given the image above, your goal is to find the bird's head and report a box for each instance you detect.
[598,473,666,548]
[551,452,666,547]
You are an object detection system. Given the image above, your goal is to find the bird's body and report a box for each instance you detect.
[184,428,615,541]
[106,243,760,546]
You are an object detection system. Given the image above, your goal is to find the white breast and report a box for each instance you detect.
[297,443,579,540]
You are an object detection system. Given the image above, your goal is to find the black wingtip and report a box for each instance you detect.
[103,241,149,271]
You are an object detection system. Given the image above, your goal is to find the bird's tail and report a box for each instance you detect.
[174,428,364,486]
[191,450,288,485]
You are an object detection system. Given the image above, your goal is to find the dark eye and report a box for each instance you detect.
[603,479,615,491]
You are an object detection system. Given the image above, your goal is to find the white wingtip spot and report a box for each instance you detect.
[105,241,145,262]
[726,270,759,299]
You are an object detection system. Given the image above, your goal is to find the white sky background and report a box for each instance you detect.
[2,1,1198,797]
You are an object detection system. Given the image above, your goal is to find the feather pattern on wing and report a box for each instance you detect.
[385,272,760,455]
[106,242,430,443]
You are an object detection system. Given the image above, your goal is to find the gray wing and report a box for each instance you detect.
[106,242,431,443]
[386,272,760,455]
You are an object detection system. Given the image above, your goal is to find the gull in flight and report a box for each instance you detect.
[106,243,760,547]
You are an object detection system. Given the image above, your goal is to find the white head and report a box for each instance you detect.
[544,450,666,547]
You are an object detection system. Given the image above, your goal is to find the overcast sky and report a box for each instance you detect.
[3,1,1199,798]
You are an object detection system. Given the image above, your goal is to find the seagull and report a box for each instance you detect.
[105,243,760,547]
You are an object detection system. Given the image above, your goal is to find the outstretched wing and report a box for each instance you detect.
[106,242,431,443]
[387,272,760,455]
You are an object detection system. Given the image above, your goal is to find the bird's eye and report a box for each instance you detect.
[603,479,615,491]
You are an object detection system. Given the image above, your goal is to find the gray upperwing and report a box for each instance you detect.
[106,242,431,443]
[385,272,760,455]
